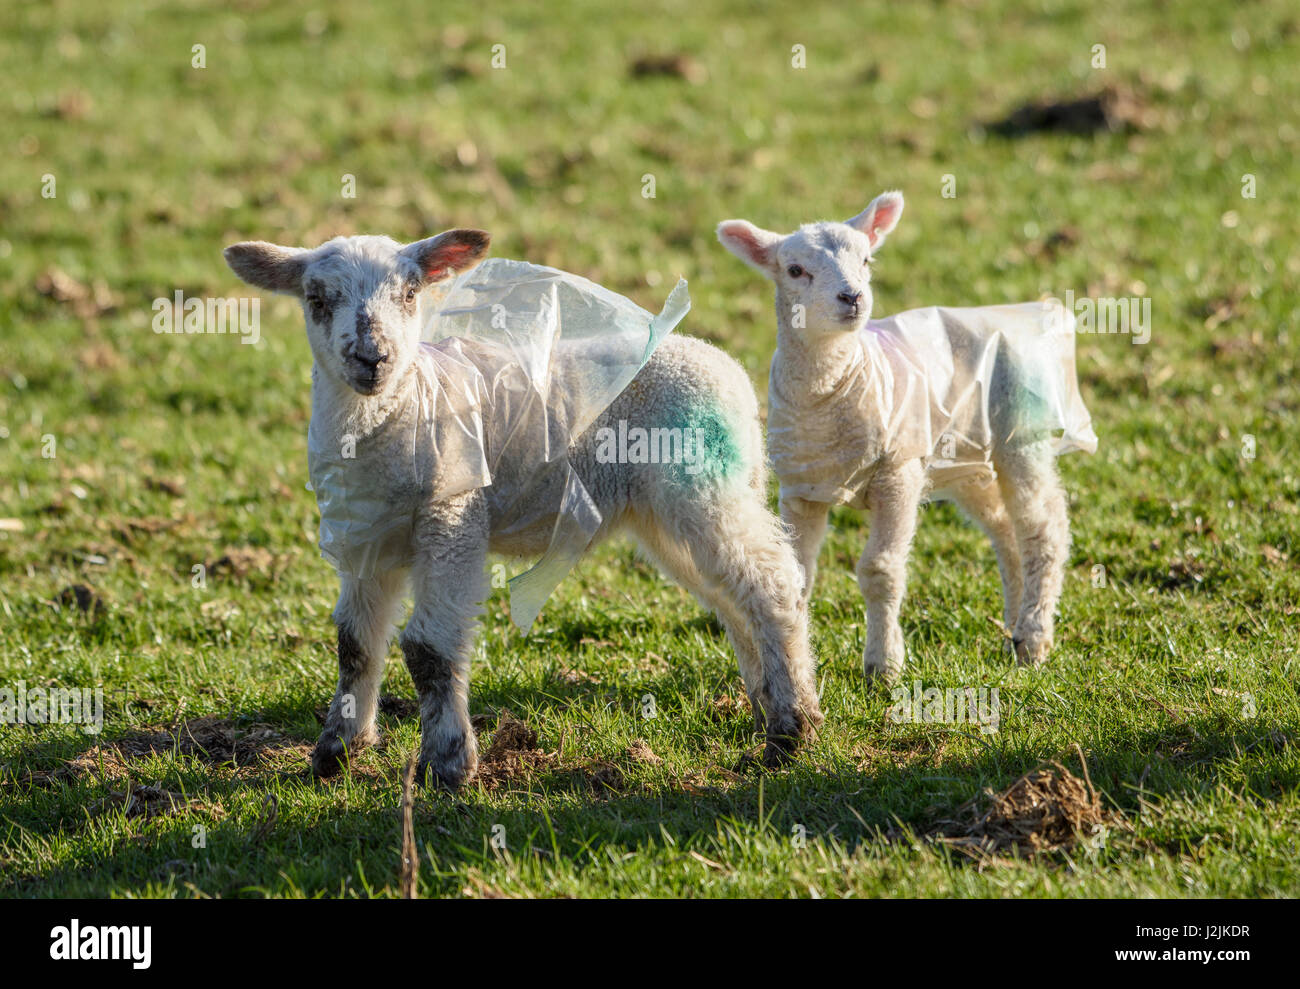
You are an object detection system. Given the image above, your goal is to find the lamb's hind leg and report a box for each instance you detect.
[632,521,766,725]
[639,490,822,766]
[312,568,407,778]
[950,474,1023,648]
[995,441,1070,666]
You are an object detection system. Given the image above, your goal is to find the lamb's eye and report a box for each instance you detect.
[787,264,804,278]
[405,287,417,304]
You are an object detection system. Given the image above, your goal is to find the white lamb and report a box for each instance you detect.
[718,192,1095,680]
[224,229,821,789]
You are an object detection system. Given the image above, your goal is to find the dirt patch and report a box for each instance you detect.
[207,546,286,580]
[626,738,661,765]
[629,53,706,84]
[88,783,223,822]
[144,475,186,498]
[35,267,120,322]
[706,693,751,722]
[932,749,1121,857]
[986,84,1158,137]
[54,584,105,617]
[117,715,292,765]
[472,712,644,794]
[476,710,555,786]
[582,761,624,793]
[16,716,309,789]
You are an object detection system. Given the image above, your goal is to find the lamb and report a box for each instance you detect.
[224,229,821,788]
[718,192,1096,680]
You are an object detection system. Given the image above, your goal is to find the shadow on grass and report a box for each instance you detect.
[3,676,1294,896]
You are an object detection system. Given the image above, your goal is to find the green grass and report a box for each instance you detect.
[1,0,1298,898]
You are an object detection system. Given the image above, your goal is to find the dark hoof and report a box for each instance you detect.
[311,738,346,779]
[311,727,377,779]
[762,732,799,769]
[762,699,823,768]
[414,751,477,793]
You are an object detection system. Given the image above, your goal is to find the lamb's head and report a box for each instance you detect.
[224,229,490,397]
[717,191,903,341]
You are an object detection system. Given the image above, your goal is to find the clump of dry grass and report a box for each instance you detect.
[935,745,1123,857]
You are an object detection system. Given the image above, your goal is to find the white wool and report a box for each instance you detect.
[225,232,822,786]
[719,192,1095,676]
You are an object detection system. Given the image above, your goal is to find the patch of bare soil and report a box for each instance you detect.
[471,712,652,795]
[206,546,287,580]
[53,583,105,617]
[626,738,661,766]
[118,715,293,765]
[987,84,1159,137]
[476,710,556,787]
[705,692,751,722]
[628,53,706,84]
[582,761,624,793]
[88,783,224,822]
[35,267,121,322]
[931,750,1124,858]
[13,716,310,789]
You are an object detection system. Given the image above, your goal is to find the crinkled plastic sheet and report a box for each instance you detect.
[308,258,691,632]
[767,302,1097,507]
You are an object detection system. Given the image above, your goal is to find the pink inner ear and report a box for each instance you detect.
[867,200,903,247]
[722,223,771,266]
[422,242,478,277]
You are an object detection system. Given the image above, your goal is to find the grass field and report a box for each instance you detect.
[1,0,1298,898]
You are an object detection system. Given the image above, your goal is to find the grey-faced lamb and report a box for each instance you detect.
[224,229,822,788]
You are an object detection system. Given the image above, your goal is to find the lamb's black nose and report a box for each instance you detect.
[837,291,863,307]
[354,351,388,369]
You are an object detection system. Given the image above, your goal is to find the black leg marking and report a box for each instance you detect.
[311,626,371,779]
[403,639,476,790]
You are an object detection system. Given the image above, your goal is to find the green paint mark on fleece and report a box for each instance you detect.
[1005,350,1062,444]
[590,399,747,484]
[662,399,745,486]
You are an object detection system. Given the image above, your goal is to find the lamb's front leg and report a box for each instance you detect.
[313,569,407,778]
[858,460,924,682]
[403,492,489,790]
[780,495,831,604]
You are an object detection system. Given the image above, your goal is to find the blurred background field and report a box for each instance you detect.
[0,0,1297,897]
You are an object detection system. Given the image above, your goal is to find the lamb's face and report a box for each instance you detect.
[773,224,876,335]
[717,190,904,343]
[224,229,491,398]
[298,237,427,397]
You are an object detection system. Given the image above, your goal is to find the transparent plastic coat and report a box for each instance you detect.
[307,258,690,632]
[767,302,1097,508]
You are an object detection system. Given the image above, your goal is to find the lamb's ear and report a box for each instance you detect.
[716,220,783,279]
[223,242,308,295]
[402,228,491,283]
[845,190,904,252]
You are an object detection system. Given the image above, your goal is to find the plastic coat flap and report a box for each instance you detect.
[768,302,1097,507]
